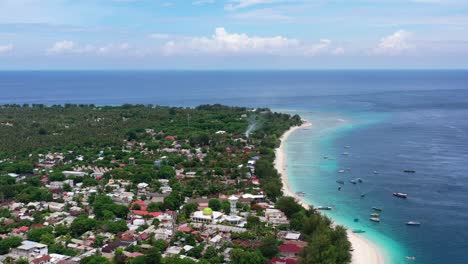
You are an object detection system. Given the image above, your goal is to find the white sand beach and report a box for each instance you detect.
[274,120,386,264]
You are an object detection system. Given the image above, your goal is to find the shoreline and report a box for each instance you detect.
[274,120,387,264]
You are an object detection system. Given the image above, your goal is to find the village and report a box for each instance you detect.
[0,105,313,264]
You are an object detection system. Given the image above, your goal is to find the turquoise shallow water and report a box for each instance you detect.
[283,110,407,264]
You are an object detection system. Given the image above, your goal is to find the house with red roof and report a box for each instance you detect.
[279,243,303,258]
[268,257,298,264]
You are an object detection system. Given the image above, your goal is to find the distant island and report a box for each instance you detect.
[0,104,351,264]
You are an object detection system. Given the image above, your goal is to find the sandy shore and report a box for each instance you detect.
[274,120,386,264]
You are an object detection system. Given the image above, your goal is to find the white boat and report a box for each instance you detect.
[370,217,381,222]
[406,221,421,226]
[338,169,345,173]
[393,192,408,199]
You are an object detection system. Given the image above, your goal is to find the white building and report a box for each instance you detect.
[191,208,224,224]
[11,240,48,259]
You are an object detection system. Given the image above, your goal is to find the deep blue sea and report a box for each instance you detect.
[1,70,468,263]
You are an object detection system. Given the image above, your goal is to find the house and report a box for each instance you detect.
[265,209,289,226]
[268,257,297,264]
[48,202,66,212]
[11,240,48,259]
[101,239,136,253]
[62,171,86,177]
[279,243,303,258]
[284,232,301,241]
[32,254,51,264]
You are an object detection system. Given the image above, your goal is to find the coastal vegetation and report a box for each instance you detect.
[0,104,351,264]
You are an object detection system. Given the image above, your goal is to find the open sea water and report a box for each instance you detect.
[1,70,468,263]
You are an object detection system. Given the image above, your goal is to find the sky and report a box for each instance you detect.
[0,0,467,69]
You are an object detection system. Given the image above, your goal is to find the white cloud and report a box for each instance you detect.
[374,30,413,55]
[162,27,342,56]
[148,33,170,39]
[47,40,76,54]
[225,0,298,10]
[332,47,345,55]
[47,40,130,55]
[193,0,215,5]
[0,44,14,54]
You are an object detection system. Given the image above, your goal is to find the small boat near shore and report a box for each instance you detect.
[372,207,383,211]
[352,229,366,233]
[316,206,333,210]
[296,191,306,196]
[370,217,381,222]
[393,192,408,198]
[370,213,380,217]
[406,221,421,226]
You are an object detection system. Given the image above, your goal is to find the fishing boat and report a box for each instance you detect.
[393,192,408,198]
[352,229,366,233]
[370,213,380,217]
[316,206,332,210]
[370,217,381,222]
[336,180,345,184]
[403,170,416,173]
[372,207,383,211]
[406,221,421,226]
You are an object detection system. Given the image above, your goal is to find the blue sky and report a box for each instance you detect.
[0,0,467,69]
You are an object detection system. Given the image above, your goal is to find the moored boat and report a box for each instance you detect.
[316,206,332,210]
[370,217,381,222]
[338,169,345,173]
[406,221,421,226]
[352,229,366,233]
[372,207,383,211]
[296,191,306,196]
[370,213,380,217]
[393,192,408,198]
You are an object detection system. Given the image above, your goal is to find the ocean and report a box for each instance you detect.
[1,70,468,263]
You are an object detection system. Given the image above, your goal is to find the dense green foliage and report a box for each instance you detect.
[275,197,352,264]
